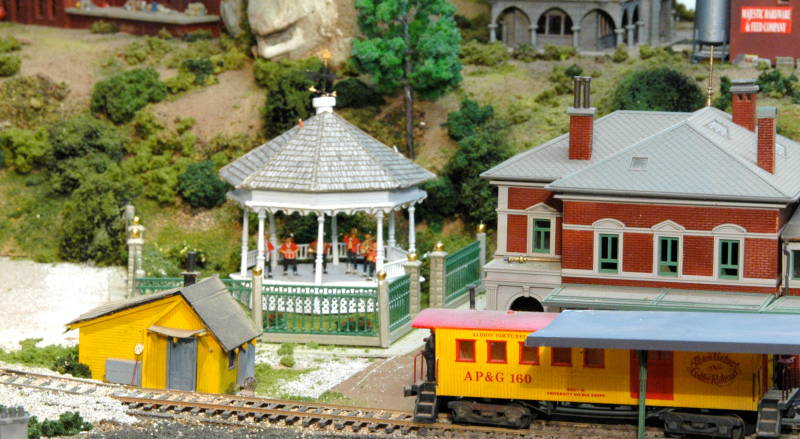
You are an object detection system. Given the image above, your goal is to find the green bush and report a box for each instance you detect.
[164,71,196,94]
[713,75,733,110]
[91,68,167,123]
[639,43,655,60]
[0,148,4,168]
[417,177,458,224]
[279,355,296,368]
[333,78,385,108]
[277,343,295,356]
[0,74,69,129]
[253,57,323,89]
[0,127,50,173]
[28,411,92,439]
[51,346,91,378]
[445,98,494,141]
[611,67,704,112]
[0,54,20,77]
[459,41,509,66]
[612,44,629,63]
[90,20,117,34]
[157,28,172,40]
[511,43,537,62]
[0,35,21,53]
[756,69,799,99]
[535,88,557,105]
[548,65,576,95]
[262,69,314,139]
[541,44,576,61]
[183,58,215,84]
[0,339,75,369]
[455,13,490,43]
[210,50,247,73]
[182,29,213,42]
[123,36,171,65]
[565,64,583,78]
[178,160,228,208]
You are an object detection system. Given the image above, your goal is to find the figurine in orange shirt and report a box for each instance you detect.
[263,233,275,278]
[309,238,332,274]
[360,233,375,278]
[279,236,299,276]
[363,238,378,280]
[344,228,361,274]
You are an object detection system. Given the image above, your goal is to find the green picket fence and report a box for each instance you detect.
[444,240,481,306]
[222,278,252,307]
[388,274,411,332]
[133,277,183,295]
[261,285,379,336]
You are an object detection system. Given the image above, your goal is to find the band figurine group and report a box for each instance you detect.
[260,228,379,280]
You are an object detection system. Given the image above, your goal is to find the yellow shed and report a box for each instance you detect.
[66,277,261,394]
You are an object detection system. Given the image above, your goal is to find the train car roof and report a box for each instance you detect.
[526,310,800,355]
[412,308,559,332]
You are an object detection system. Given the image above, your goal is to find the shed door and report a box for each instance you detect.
[630,350,674,400]
[167,338,197,391]
[237,346,256,387]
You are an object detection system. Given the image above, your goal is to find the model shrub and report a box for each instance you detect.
[0,54,20,77]
[279,355,296,368]
[178,160,228,208]
[548,65,576,95]
[90,20,117,34]
[445,98,494,141]
[541,44,576,61]
[123,36,171,65]
[333,78,385,108]
[455,13,490,43]
[459,41,509,67]
[0,149,5,168]
[0,74,70,129]
[91,68,167,123]
[253,57,323,89]
[157,28,172,40]
[183,58,215,84]
[713,75,733,111]
[164,71,195,94]
[511,43,537,62]
[0,127,50,174]
[262,68,315,139]
[639,43,655,60]
[612,44,629,63]
[51,346,91,378]
[28,411,92,438]
[0,36,21,53]
[182,29,213,42]
[611,67,704,112]
[757,69,799,99]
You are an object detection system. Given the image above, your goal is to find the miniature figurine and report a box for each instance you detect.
[309,237,331,275]
[279,235,298,276]
[360,233,374,278]
[344,228,361,275]
[263,232,274,279]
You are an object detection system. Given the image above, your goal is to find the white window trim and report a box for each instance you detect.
[592,219,624,274]
[526,203,560,256]
[651,220,685,278]
[712,224,746,281]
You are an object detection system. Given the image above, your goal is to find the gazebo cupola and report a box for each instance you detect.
[220,95,435,285]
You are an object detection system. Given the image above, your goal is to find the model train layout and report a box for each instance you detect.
[405,308,800,439]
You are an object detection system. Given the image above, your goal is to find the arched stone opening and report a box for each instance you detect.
[509,296,545,312]
[536,8,573,47]
[580,9,616,50]
[497,7,532,48]
[632,6,640,45]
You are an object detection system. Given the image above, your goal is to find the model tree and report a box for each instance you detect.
[352,0,462,159]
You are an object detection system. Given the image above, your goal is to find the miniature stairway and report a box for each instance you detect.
[413,382,438,423]
[756,390,783,438]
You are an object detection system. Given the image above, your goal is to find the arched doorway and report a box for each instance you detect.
[509,296,544,312]
[580,9,616,50]
[536,8,573,47]
[621,10,629,45]
[632,6,640,45]
[497,7,531,48]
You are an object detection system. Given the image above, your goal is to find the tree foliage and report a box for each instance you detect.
[178,160,229,208]
[333,78,385,108]
[90,68,167,123]
[611,67,704,112]
[0,127,50,174]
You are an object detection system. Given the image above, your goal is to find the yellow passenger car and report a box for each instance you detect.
[67,277,261,394]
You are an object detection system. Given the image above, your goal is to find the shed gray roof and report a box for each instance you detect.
[481,110,692,182]
[68,277,260,352]
[546,107,800,202]
[219,111,435,193]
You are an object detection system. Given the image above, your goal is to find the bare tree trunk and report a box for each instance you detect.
[403,12,414,159]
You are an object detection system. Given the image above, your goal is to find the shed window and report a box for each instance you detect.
[228,351,236,369]
[519,343,539,365]
[583,348,605,368]
[719,239,740,279]
[552,347,572,366]
[532,219,551,253]
[487,341,507,364]
[456,339,476,362]
[658,237,679,277]
[599,234,619,273]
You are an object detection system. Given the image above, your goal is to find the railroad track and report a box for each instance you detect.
[0,366,667,438]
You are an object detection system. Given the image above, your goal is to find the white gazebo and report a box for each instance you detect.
[219,96,435,286]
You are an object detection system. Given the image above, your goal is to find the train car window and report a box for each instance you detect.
[487,341,507,363]
[456,339,476,362]
[551,347,572,366]
[519,343,539,365]
[583,348,604,368]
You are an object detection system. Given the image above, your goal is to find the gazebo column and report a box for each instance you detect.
[408,205,416,254]
[388,211,396,249]
[269,212,277,273]
[240,207,249,277]
[331,214,339,265]
[376,211,385,275]
[256,209,266,277]
[314,213,325,285]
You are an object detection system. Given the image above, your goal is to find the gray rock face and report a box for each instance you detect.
[247,0,348,61]
[220,0,244,36]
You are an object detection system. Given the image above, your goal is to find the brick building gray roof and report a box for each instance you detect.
[219,111,435,193]
[68,277,260,352]
[547,107,800,202]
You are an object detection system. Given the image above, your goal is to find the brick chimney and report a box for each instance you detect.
[730,79,759,132]
[756,106,777,174]
[567,76,596,160]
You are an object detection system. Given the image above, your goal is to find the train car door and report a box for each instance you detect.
[630,350,674,400]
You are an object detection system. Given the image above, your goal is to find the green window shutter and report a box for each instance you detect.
[658,237,679,277]
[719,239,741,280]
[599,234,619,273]
[532,219,551,253]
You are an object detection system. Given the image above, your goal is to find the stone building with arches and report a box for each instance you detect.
[488,0,674,51]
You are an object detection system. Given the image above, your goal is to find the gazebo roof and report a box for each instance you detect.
[220,98,435,194]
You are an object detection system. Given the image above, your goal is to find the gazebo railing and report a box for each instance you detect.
[444,240,481,307]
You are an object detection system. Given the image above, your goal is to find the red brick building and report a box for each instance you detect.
[481,78,800,313]
[1,0,220,37]
[729,0,800,62]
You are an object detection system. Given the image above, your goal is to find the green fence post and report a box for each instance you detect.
[378,271,390,348]
[429,242,447,308]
